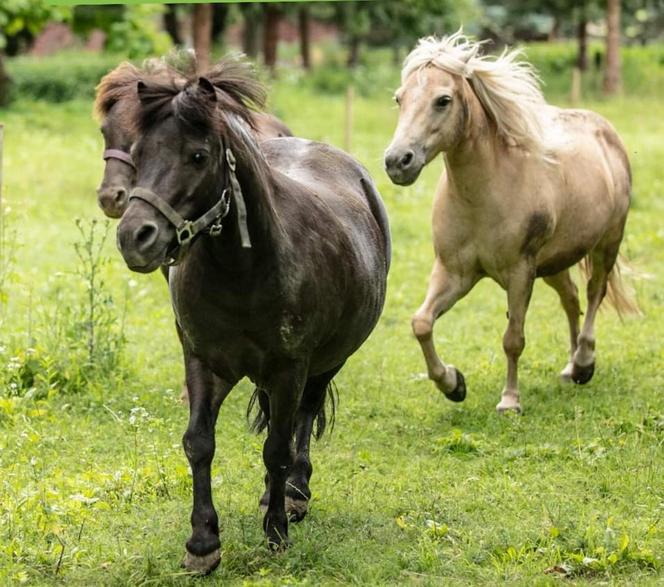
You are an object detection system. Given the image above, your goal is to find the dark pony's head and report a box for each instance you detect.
[116,56,267,273]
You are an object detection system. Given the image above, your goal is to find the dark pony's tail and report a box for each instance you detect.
[246,382,338,440]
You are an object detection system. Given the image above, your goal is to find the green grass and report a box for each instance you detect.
[1,68,663,585]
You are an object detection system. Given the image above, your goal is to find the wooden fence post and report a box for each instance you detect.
[571,67,582,105]
[344,85,353,153]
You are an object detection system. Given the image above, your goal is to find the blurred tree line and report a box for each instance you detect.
[1,0,663,105]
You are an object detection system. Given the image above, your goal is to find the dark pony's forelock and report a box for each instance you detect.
[133,55,267,138]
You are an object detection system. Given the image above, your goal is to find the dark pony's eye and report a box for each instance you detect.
[191,151,208,166]
[435,95,452,109]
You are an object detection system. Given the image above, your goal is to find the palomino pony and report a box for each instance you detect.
[114,60,390,573]
[385,32,638,413]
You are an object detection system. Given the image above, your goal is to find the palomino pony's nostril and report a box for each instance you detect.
[134,222,159,250]
[400,151,414,168]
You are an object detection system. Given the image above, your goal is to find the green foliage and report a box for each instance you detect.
[105,5,172,60]
[4,52,121,103]
[0,0,69,52]
[0,219,127,399]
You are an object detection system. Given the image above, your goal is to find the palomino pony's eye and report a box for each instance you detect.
[191,151,208,167]
[394,94,401,106]
[435,95,452,109]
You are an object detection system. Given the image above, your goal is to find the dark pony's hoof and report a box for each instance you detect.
[443,368,467,402]
[571,361,595,385]
[182,549,221,575]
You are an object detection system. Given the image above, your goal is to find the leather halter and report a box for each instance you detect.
[103,149,136,170]
[127,146,252,266]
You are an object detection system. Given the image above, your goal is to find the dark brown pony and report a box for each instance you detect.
[113,59,390,573]
[94,59,293,219]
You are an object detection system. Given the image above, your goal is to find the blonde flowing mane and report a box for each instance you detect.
[402,31,548,155]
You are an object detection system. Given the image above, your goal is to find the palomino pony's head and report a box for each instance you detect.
[116,58,266,273]
[385,31,547,185]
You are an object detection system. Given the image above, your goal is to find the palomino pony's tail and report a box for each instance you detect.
[246,383,338,440]
[579,255,641,319]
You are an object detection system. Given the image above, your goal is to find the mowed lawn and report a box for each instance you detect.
[1,79,663,586]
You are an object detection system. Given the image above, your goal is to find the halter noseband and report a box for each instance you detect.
[103,149,136,170]
[127,145,251,266]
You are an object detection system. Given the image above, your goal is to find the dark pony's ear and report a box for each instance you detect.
[197,77,217,102]
[137,80,149,103]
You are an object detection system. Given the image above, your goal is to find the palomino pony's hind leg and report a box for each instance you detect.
[543,270,581,382]
[412,258,478,402]
[496,264,535,413]
[571,246,617,384]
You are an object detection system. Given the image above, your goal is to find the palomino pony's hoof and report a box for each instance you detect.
[496,393,522,414]
[183,548,221,575]
[442,368,467,402]
[571,361,595,385]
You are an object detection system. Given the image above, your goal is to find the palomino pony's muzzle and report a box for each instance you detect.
[384,145,425,186]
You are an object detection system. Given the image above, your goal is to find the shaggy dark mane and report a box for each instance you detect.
[94,61,142,120]
[132,55,267,138]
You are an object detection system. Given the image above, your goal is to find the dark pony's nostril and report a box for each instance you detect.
[400,151,414,168]
[114,187,127,206]
[134,222,158,249]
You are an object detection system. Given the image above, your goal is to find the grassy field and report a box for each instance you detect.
[1,61,663,585]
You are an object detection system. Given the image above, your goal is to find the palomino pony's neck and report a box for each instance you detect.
[443,78,507,198]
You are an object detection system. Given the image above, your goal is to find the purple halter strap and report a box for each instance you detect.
[103,149,136,170]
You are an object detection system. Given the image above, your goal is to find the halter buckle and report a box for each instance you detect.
[176,220,195,245]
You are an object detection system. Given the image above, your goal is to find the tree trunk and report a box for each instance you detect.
[577,17,588,71]
[211,4,229,43]
[163,5,181,45]
[347,35,360,68]
[192,4,213,73]
[240,4,261,58]
[263,4,281,74]
[298,5,311,70]
[0,55,11,107]
[603,0,621,95]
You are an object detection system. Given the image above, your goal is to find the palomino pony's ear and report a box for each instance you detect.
[197,77,218,102]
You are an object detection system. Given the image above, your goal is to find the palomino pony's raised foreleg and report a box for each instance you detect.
[411,258,479,401]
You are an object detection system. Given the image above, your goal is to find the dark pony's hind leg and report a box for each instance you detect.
[259,363,343,522]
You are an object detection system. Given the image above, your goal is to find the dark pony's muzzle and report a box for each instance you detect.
[98,149,136,218]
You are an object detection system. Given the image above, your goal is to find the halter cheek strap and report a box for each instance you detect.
[127,145,251,266]
[103,149,136,170]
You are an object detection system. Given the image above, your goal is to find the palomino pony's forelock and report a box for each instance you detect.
[402,30,550,156]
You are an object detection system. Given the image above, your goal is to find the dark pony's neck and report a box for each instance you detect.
[212,113,282,263]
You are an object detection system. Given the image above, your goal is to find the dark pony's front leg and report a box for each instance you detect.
[182,353,233,574]
[262,364,307,550]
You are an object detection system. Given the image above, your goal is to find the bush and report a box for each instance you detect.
[5,52,123,103]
